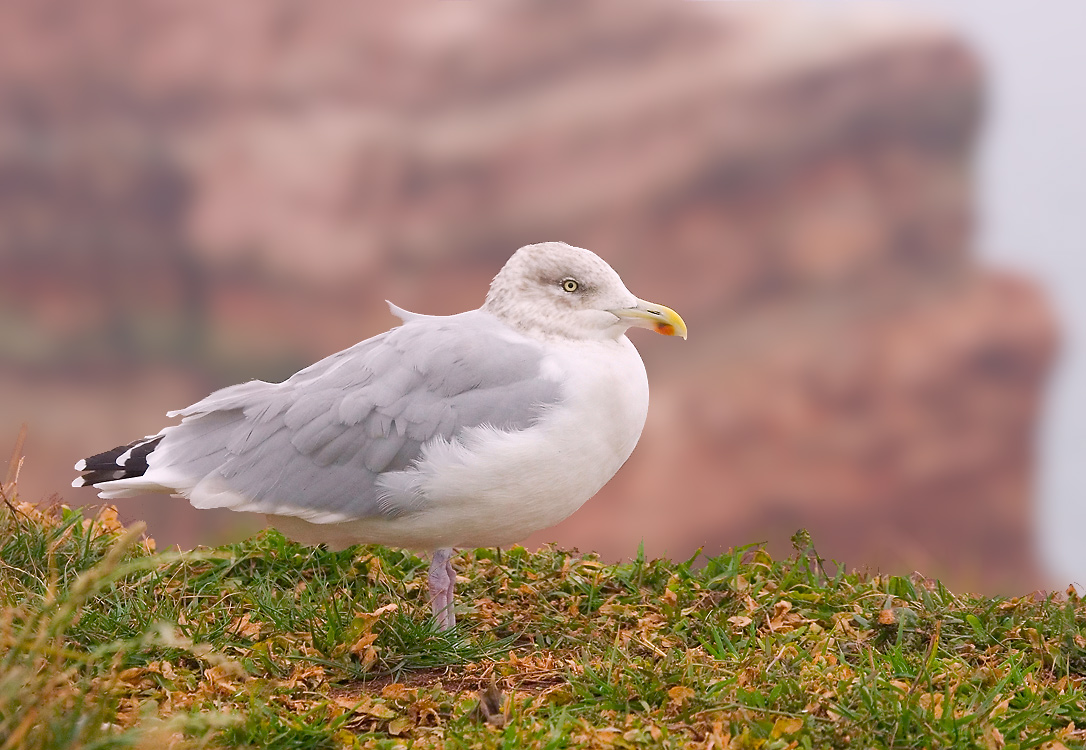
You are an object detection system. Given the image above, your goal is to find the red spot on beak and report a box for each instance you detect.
[655,322,675,336]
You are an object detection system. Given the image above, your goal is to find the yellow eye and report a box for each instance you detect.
[561,279,579,293]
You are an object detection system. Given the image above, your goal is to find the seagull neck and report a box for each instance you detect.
[482,308,624,345]
[482,305,564,342]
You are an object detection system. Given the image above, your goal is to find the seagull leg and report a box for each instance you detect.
[444,554,457,624]
[428,547,456,630]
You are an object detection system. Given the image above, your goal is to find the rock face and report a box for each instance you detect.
[0,1,1057,591]
[547,271,1055,591]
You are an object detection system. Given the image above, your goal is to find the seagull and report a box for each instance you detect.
[73,242,687,629]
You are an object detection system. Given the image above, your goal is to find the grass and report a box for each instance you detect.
[1,491,1085,749]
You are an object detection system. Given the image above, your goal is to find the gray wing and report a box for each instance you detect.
[154,310,562,522]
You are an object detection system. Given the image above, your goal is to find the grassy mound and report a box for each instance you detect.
[1,497,1084,749]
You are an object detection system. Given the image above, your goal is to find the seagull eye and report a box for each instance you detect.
[561,279,580,293]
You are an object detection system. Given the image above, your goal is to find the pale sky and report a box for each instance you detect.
[904,1,1086,585]
[712,1,1086,583]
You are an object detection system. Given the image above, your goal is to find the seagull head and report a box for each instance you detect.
[483,242,688,342]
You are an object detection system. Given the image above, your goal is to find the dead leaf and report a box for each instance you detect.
[360,603,399,621]
[667,685,695,708]
[771,716,804,737]
[349,632,379,657]
[147,661,177,680]
[769,600,808,631]
[982,724,1006,750]
[230,612,263,639]
[918,692,944,719]
[387,716,412,736]
[381,683,410,701]
[472,682,509,727]
[362,701,396,720]
[728,615,753,629]
[202,664,243,695]
[117,667,153,690]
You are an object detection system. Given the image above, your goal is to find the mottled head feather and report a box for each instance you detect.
[482,242,638,340]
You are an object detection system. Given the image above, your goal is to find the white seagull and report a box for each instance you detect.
[73,242,687,629]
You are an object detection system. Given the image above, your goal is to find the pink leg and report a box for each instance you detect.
[428,548,456,630]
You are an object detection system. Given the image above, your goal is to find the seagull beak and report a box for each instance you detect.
[609,299,688,340]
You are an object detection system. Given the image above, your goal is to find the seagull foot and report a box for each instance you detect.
[428,547,457,630]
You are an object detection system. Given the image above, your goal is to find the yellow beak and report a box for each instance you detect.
[609,299,688,340]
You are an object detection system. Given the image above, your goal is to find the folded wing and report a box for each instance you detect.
[90,310,563,523]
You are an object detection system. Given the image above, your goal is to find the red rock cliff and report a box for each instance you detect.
[0,1,1057,591]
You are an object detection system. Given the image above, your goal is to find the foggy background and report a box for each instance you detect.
[0,1,1075,594]
[904,0,1086,593]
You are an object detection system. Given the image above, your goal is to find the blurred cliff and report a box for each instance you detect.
[0,1,1057,592]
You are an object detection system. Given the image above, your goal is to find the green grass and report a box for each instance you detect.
[1,499,1085,749]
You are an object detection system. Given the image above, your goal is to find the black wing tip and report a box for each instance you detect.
[74,436,163,485]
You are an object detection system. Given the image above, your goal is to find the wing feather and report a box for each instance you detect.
[135,309,562,522]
